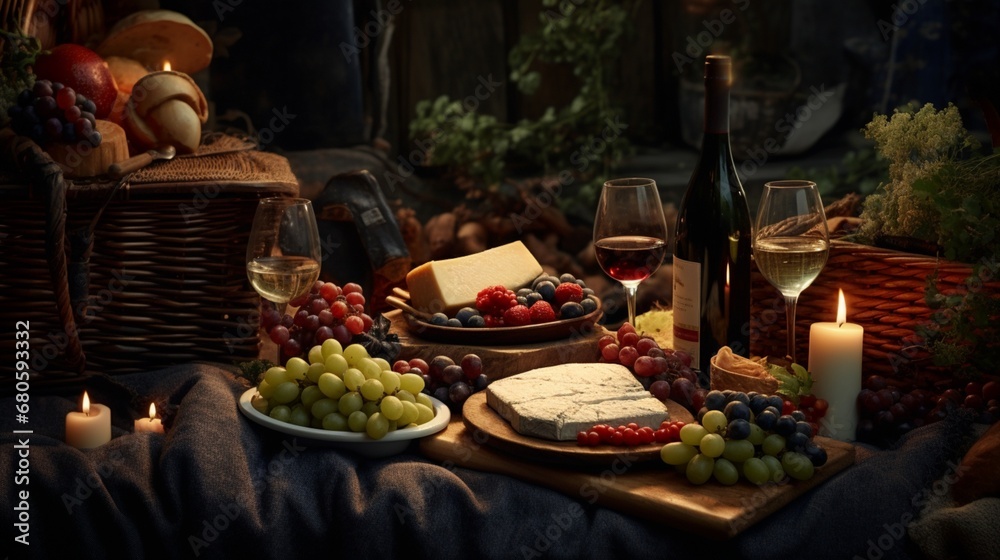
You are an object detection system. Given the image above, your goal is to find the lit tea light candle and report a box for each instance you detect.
[65,391,112,449]
[134,402,164,434]
[808,289,864,441]
[163,60,171,71]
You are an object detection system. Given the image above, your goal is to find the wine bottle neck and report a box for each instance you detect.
[704,83,730,135]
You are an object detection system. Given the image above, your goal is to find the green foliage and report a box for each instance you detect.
[787,148,887,201]
[857,103,980,246]
[408,0,635,219]
[0,30,39,126]
[236,359,276,385]
[857,103,1000,377]
[768,362,813,403]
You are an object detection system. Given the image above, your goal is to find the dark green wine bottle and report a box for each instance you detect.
[672,55,753,373]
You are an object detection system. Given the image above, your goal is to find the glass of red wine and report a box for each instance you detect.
[594,178,669,326]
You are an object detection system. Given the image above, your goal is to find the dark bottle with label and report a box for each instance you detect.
[672,55,753,373]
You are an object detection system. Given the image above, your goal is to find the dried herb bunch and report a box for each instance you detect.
[858,103,1000,378]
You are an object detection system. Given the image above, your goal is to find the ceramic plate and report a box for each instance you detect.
[238,388,451,457]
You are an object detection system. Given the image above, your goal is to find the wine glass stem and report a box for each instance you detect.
[784,295,798,363]
[624,283,638,326]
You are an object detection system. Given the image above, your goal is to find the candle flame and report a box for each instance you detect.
[837,289,847,327]
[149,403,157,419]
[163,60,171,71]
[726,263,730,286]
[82,391,91,415]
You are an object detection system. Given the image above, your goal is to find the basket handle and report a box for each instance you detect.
[10,134,87,374]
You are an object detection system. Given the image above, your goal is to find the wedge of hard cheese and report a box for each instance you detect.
[486,363,669,441]
[406,241,543,315]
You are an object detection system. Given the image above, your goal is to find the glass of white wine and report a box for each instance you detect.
[753,180,829,364]
[247,198,322,359]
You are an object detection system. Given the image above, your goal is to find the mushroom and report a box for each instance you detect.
[98,10,213,74]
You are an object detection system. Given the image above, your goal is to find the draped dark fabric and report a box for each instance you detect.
[0,363,976,560]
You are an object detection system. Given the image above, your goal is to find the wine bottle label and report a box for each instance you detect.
[672,256,701,366]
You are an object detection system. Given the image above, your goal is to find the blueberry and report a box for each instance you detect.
[704,390,726,411]
[727,419,751,440]
[456,307,479,325]
[804,443,828,467]
[525,292,543,307]
[787,431,810,452]
[729,392,750,405]
[466,315,486,328]
[516,296,528,306]
[474,373,490,391]
[775,415,797,437]
[767,395,784,411]
[559,301,584,319]
[756,410,778,431]
[795,421,814,438]
[517,288,533,297]
[791,410,806,422]
[536,281,557,302]
[749,394,769,415]
[580,297,597,314]
[721,390,734,400]
[582,287,595,296]
[575,279,587,288]
[446,318,463,328]
[724,401,751,422]
[533,275,559,290]
[430,312,448,326]
[558,273,576,283]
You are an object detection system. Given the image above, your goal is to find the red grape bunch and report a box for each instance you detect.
[392,354,490,410]
[7,80,103,147]
[597,322,703,414]
[856,376,999,444]
[261,281,374,360]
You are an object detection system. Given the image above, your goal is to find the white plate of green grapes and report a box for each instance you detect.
[238,340,451,458]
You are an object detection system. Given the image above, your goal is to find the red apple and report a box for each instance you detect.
[33,44,118,118]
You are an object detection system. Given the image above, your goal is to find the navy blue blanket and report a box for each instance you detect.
[0,363,978,559]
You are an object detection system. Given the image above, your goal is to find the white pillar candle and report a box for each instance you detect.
[66,391,112,449]
[808,289,864,441]
[134,403,164,434]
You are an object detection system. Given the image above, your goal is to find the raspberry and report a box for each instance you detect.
[554,282,584,306]
[529,301,556,324]
[476,285,518,317]
[483,315,505,328]
[502,305,532,327]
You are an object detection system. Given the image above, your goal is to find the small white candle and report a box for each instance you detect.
[808,289,864,441]
[134,403,164,434]
[66,391,112,449]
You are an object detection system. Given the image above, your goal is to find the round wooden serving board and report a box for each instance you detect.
[461,391,695,468]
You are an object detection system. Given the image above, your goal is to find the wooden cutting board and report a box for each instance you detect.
[387,309,603,380]
[419,417,856,538]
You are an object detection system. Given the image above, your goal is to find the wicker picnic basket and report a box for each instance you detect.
[0,131,298,378]
[750,239,1000,390]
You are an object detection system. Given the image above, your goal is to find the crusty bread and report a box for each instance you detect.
[125,71,208,154]
[709,348,780,395]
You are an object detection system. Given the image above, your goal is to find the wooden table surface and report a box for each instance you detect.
[420,415,856,538]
